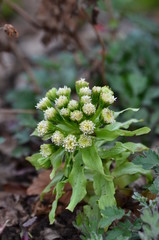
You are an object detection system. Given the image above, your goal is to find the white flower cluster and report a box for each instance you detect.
[35,78,116,154]
[40,144,53,157]
[56,86,71,96]
[44,107,57,120]
[37,120,50,137]
[101,108,115,124]
[63,134,77,152]
[51,131,64,146]
[79,120,95,135]
[36,97,52,110]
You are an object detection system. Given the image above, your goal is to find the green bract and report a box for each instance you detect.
[27,78,151,224]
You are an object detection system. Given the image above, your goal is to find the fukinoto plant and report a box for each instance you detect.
[27,78,151,224]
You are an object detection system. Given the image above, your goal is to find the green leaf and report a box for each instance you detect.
[99,142,148,159]
[26,153,43,170]
[49,179,68,224]
[95,126,150,141]
[67,152,87,212]
[50,148,65,179]
[37,156,51,169]
[93,173,116,209]
[105,119,142,131]
[99,207,124,228]
[81,145,112,181]
[41,170,64,200]
[133,149,159,170]
[114,108,139,118]
[112,162,149,178]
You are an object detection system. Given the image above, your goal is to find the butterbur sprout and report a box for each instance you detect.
[63,134,77,152]
[28,77,150,225]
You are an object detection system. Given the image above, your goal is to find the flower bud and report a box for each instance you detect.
[79,120,95,135]
[37,120,52,137]
[51,131,64,146]
[82,103,96,116]
[40,144,54,157]
[79,87,92,96]
[100,92,116,106]
[44,107,57,121]
[36,97,52,111]
[56,86,71,98]
[80,95,92,104]
[68,100,79,111]
[92,86,101,104]
[55,95,68,109]
[70,110,83,122]
[101,108,115,124]
[63,134,77,152]
[60,108,70,118]
[78,135,92,148]
[75,78,89,93]
[46,88,57,102]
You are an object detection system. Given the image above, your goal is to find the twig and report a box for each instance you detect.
[0,109,36,114]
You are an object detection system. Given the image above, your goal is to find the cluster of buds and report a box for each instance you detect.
[36,79,116,155]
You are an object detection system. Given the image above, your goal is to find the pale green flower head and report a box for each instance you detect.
[63,134,77,152]
[101,86,113,95]
[44,107,57,121]
[100,92,116,106]
[60,108,70,117]
[40,144,54,157]
[70,110,83,122]
[80,95,92,104]
[55,95,68,109]
[75,78,89,93]
[82,103,96,116]
[78,134,92,148]
[51,130,64,146]
[36,97,52,111]
[37,120,50,137]
[79,120,95,135]
[56,86,71,97]
[68,100,79,111]
[101,108,115,124]
[46,88,57,102]
[92,86,102,104]
[79,87,92,96]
